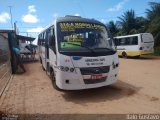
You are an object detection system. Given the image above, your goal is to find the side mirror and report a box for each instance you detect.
[48,35,56,54]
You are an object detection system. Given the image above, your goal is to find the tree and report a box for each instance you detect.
[118,9,137,34]
[146,2,160,46]
[135,17,147,33]
[146,2,160,21]
[106,21,118,37]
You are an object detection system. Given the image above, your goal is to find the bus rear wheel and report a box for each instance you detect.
[50,70,60,90]
[122,52,127,58]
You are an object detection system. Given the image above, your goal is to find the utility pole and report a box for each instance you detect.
[8,6,13,29]
[14,21,17,34]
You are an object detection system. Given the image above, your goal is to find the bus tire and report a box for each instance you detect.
[122,52,127,58]
[50,70,61,90]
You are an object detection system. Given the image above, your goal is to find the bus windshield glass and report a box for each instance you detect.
[57,22,115,52]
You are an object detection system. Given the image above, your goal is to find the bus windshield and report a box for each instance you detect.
[57,22,115,52]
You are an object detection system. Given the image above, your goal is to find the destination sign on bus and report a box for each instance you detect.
[60,22,105,31]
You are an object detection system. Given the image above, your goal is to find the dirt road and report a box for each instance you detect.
[0,56,160,114]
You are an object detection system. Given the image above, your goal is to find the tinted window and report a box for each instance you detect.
[38,33,45,46]
[117,36,138,46]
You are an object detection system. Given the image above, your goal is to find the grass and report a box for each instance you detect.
[153,47,160,56]
[145,47,160,56]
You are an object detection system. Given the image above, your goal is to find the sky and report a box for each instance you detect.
[0,0,159,44]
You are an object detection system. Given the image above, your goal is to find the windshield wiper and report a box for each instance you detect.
[94,47,114,51]
[67,42,96,53]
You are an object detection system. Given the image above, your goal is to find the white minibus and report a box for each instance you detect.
[38,16,119,90]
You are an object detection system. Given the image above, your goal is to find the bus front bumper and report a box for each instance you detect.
[55,68,118,90]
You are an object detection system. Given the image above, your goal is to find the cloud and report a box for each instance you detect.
[26,27,44,45]
[28,5,36,13]
[22,14,39,23]
[53,13,58,18]
[0,12,10,23]
[107,0,129,12]
[74,13,80,16]
[22,5,39,23]
[100,19,105,23]
[27,27,44,33]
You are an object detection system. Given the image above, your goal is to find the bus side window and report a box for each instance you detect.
[49,34,55,47]
[41,33,45,46]
[141,34,143,42]
[49,27,56,53]
[132,36,138,45]
[120,38,126,45]
[38,34,44,46]
[125,37,130,45]
[38,35,41,45]
[45,29,50,47]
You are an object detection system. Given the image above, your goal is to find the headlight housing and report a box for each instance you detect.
[59,66,75,72]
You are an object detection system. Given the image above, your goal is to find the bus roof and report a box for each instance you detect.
[40,16,105,34]
[114,33,151,39]
[56,15,103,25]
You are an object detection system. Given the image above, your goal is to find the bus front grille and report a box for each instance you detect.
[80,66,110,75]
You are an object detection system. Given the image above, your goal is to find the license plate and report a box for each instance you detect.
[90,74,102,80]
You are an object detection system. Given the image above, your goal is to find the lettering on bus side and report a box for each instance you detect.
[85,58,105,66]
[59,22,105,32]
[85,58,105,62]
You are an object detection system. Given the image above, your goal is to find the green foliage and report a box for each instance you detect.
[135,17,147,33]
[146,2,160,47]
[106,21,118,37]
[154,47,160,56]
[118,9,137,35]
[106,2,160,48]
[146,2,160,21]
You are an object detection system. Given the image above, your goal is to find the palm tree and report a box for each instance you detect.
[135,17,147,33]
[146,2,160,46]
[118,9,137,34]
[107,21,118,37]
[146,2,160,21]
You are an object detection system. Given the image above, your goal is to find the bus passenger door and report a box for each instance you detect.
[45,29,51,74]
[40,33,47,70]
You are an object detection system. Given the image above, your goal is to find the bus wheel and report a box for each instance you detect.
[122,52,127,58]
[50,70,60,90]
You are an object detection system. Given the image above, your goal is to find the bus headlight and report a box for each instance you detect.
[59,66,75,72]
[60,66,65,71]
[65,67,69,71]
[70,68,74,72]
[112,62,119,69]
